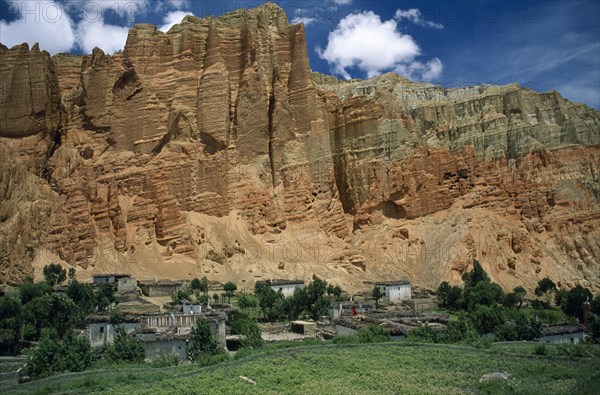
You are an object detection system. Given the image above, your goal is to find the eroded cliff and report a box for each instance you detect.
[1,3,599,292]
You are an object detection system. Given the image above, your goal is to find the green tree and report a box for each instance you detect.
[461,260,490,288]
[305,278,329,320]
[554,289,568,308]
[24,329,93,379]
[496,322,519,341]
[590,294,600,316]
[237,293,259,310]
[0,293,23,355]
[171,288,191,305]
[332,285,343,301]
[223,281,237,303]
[199,277,209,295]
[255,282,283,322]
[106,326,145,363]
[372,286,384,308]
[66,280,95,320]
[502,286,527,309]
[513,286,527,309]
[19,281,52,304]
[326,284,343,299]
[438,313,479,344]
[188,317,221,362]
[563,285,593,321]
[68,268,76,282]
[436,281,463,310]
[589,315,600,342]
[461,281,504,311]
[95,283,116,311]
[228,311,263,349]
[437,281,451,304]
[189,277,209,301]
[470,304,504,334]
[502,292,519,309]
[534,277,557,297]
[43,263,67,286]
[23,293,78,338]
[518,313,542,340]
[286,287,308,320]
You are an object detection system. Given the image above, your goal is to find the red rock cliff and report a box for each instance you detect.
[0,4,599,293]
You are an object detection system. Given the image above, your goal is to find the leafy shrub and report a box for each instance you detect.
[150,352,180,368]
[531,300,552,310]
[357,324,389,343]
[195,353,230,367]
[533,343,548,355]
[228,311,263,349]
[188,317,222,362]
[470,305,504,334]
[439,315,479,344]
[238,293,259,310]
[471,337,492,349]
[106,326,145,363]
[406,325,439,343]
[25,329,93,379]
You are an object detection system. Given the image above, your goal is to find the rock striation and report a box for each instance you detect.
[0,3,599,293]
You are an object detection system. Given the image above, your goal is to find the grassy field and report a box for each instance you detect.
[8,342,599,395]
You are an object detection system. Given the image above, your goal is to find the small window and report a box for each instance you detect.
[99,327,104,333]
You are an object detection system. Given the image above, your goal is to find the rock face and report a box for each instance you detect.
[0,3,599,293]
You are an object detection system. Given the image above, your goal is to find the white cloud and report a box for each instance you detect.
[395,57,443,82]
[394,8,444,29]
[76,18,129,54]
[291,16,316,26]
[84,0,150,22]
[332,0,352,4]
[317,11,442,81]
[0,0,76,54]
[291,8,317,26]
[159,10,193,32]
[165,0,190,10]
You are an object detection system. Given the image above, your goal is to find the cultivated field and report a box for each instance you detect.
[9,342,599,394]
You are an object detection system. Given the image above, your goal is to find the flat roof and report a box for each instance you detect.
[291,320,317,325]
[375,280,411,286]
[138,279,184,286]
[92,273,131,279]
[542,324,585,336]
[264,279,305,286]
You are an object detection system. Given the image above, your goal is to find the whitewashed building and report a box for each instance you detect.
[539,324,586,344]
[182,300,202,314]
[375,280,412,303]
[87,316,140,347]
[265,279,305,298]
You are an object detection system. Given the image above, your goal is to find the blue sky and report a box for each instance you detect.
[1,0,598,109]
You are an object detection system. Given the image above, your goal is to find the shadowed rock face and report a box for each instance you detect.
[0,4,599,293]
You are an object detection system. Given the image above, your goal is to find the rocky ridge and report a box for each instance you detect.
[0,3,599,293]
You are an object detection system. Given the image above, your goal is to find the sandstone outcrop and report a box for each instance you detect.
[1,3,599,293]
